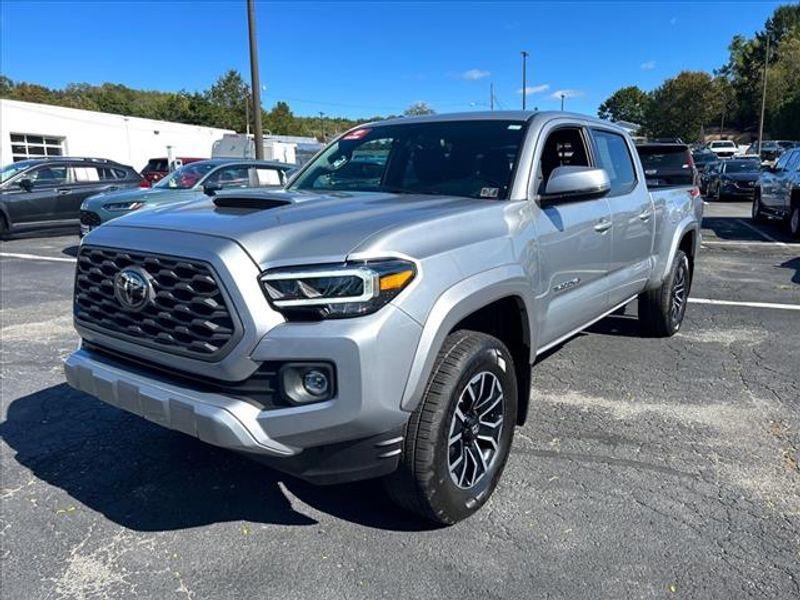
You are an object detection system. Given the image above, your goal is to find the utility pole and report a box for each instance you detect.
[318,111,325,142]
[245,92,250,135]
[490,82,494,111]
[560,93,566,111]
[757,35,770,156]
[521,51,529,110]
[247,0,264,159]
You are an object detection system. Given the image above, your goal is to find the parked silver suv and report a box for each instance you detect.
[66,112,702,524]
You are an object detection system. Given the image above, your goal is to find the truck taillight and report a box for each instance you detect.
[138,179,151,188]
[690,186,701,198]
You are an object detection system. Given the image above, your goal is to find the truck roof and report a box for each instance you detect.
[374,110,621,130]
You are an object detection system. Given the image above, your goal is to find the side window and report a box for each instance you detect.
[29,165,70,186]
[591,130,637,195]
[73,166,101,183]
[785,150,800,172]
[207,166,250,189]
[774,152,792,172]
[96,167,127,180]
[537,127,590,193]
[252,167,283,187]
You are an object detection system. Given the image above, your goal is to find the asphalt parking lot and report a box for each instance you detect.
[1,200,798,599]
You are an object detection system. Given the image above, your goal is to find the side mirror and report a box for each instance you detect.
[541,166,610,203]
[18,178,33,192]
[202,181,222,197]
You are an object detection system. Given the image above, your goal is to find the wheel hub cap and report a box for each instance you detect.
[447,371,504,489]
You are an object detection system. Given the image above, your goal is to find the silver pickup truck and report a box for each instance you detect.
[65,112,702,524]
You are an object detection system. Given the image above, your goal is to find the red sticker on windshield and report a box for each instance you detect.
[343,128,371,140]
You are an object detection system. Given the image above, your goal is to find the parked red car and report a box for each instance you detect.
[140,157,204,186]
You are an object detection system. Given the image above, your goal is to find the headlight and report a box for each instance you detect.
[104,201,145,212]
[259,259,416,319]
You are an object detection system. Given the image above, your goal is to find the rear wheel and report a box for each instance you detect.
[384,330,517,525]
[0,214,8,240]
[638,250,691,337]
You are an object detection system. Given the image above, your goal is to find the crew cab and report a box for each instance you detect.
[65,112,702,524]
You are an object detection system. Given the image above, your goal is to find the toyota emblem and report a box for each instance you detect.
[113,267,153,312]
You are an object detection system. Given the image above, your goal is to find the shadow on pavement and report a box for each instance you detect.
[778,257,800,285]
[62,245,79,257]
[702,215,792,243]
[0,384,432,532]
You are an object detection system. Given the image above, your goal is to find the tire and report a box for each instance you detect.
[638,250,691,338]
[384,330,518,525]
[752,191,767,224]
[0,214,8,240]
[789,204,800,240]
[714,184,723,202]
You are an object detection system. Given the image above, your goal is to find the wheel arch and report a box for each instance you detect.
[399,265,536,424]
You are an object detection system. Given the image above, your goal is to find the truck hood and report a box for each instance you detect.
[105,189,504,268]
[82,187,190,210]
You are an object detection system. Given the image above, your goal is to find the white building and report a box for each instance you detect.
[0,99,234,171]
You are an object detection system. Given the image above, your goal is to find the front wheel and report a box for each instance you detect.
[384,330,517,525]
[789,204,800,239]
[752,191,767,224]
[638,250,691,337]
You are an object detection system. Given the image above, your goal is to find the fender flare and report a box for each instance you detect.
[399,264,536,412]
[648,217,700,289]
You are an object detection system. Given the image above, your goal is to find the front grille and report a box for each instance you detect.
[80,211,101,226]
[74,246,240,360]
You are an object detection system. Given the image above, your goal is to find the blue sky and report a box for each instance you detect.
[0,1,784,119]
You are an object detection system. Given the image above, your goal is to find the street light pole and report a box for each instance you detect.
[521,51,529,110]
[560,93,566,111]
[490,82,494,111]
[318,111,325,142]
[247,0,264,159]
[757,35,771,156]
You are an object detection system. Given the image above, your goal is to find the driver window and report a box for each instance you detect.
[207,166,250,189]
[537,127,590,193]
[30,165,70,187]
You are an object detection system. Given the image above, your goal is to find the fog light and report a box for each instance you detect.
[279,363,335,404]
[303,370,329,397]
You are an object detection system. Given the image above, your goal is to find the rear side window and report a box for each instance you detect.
[591,130,636,195]
[73,166,101,182]
[785,150,800,172]
[253,167,283,186]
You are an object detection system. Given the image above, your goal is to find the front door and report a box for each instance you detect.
[530,124,613,347]
[4,164,71,224]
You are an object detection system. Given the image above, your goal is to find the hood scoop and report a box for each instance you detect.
[212,194,292,210]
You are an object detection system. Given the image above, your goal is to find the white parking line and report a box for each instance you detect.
[735,219,787,247]
[690,298,800,311]
[0,252,77,263]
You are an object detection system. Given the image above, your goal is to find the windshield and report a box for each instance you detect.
[724,160,760,173]
[710,141,735,148]
[154,162,216,189]
[1,161,33,184]
[692,150,716,164]
[289,120,526,199]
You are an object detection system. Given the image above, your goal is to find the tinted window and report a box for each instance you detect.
[592,130,636,195]
[29,165,69,186]
[155,162,216,189]
[538,127,591,192]
[207,165,250,189]
[786,150,800,171]
[637,146,690,170]
[291,120,526,200]
[774,151,793,171]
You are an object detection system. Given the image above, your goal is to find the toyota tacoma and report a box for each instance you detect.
[66,112,702,524]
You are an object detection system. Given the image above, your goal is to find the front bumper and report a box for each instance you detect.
[722,184,756,198]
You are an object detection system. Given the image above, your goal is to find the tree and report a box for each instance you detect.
[264,101,295,135]
[597,86,650,125]
[645,71,718,142]
[205,70,249,132]
[404,102,435,116]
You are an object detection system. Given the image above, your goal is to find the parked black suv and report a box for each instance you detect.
[0,157,143,236]
[636,143,697,188]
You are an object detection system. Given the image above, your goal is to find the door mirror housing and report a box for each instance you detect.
[18,177,34,192]
[202,181,222,197]
[540,166,611,204]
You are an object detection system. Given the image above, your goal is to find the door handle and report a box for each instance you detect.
[594,219,612,233]
[104,185,118,192]
[638,210,651,221]
[56,188,71,195]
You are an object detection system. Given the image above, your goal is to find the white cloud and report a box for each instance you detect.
[641,60,656,70]
[459,69,491,80]
[518,84,550,94]
[550,89,584,100]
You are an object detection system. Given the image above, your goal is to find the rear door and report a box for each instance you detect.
[55,164,111,220]
[530,122,613,347]
[761,150,794,209]
[591,128,654,306]
[777,150,800,211]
